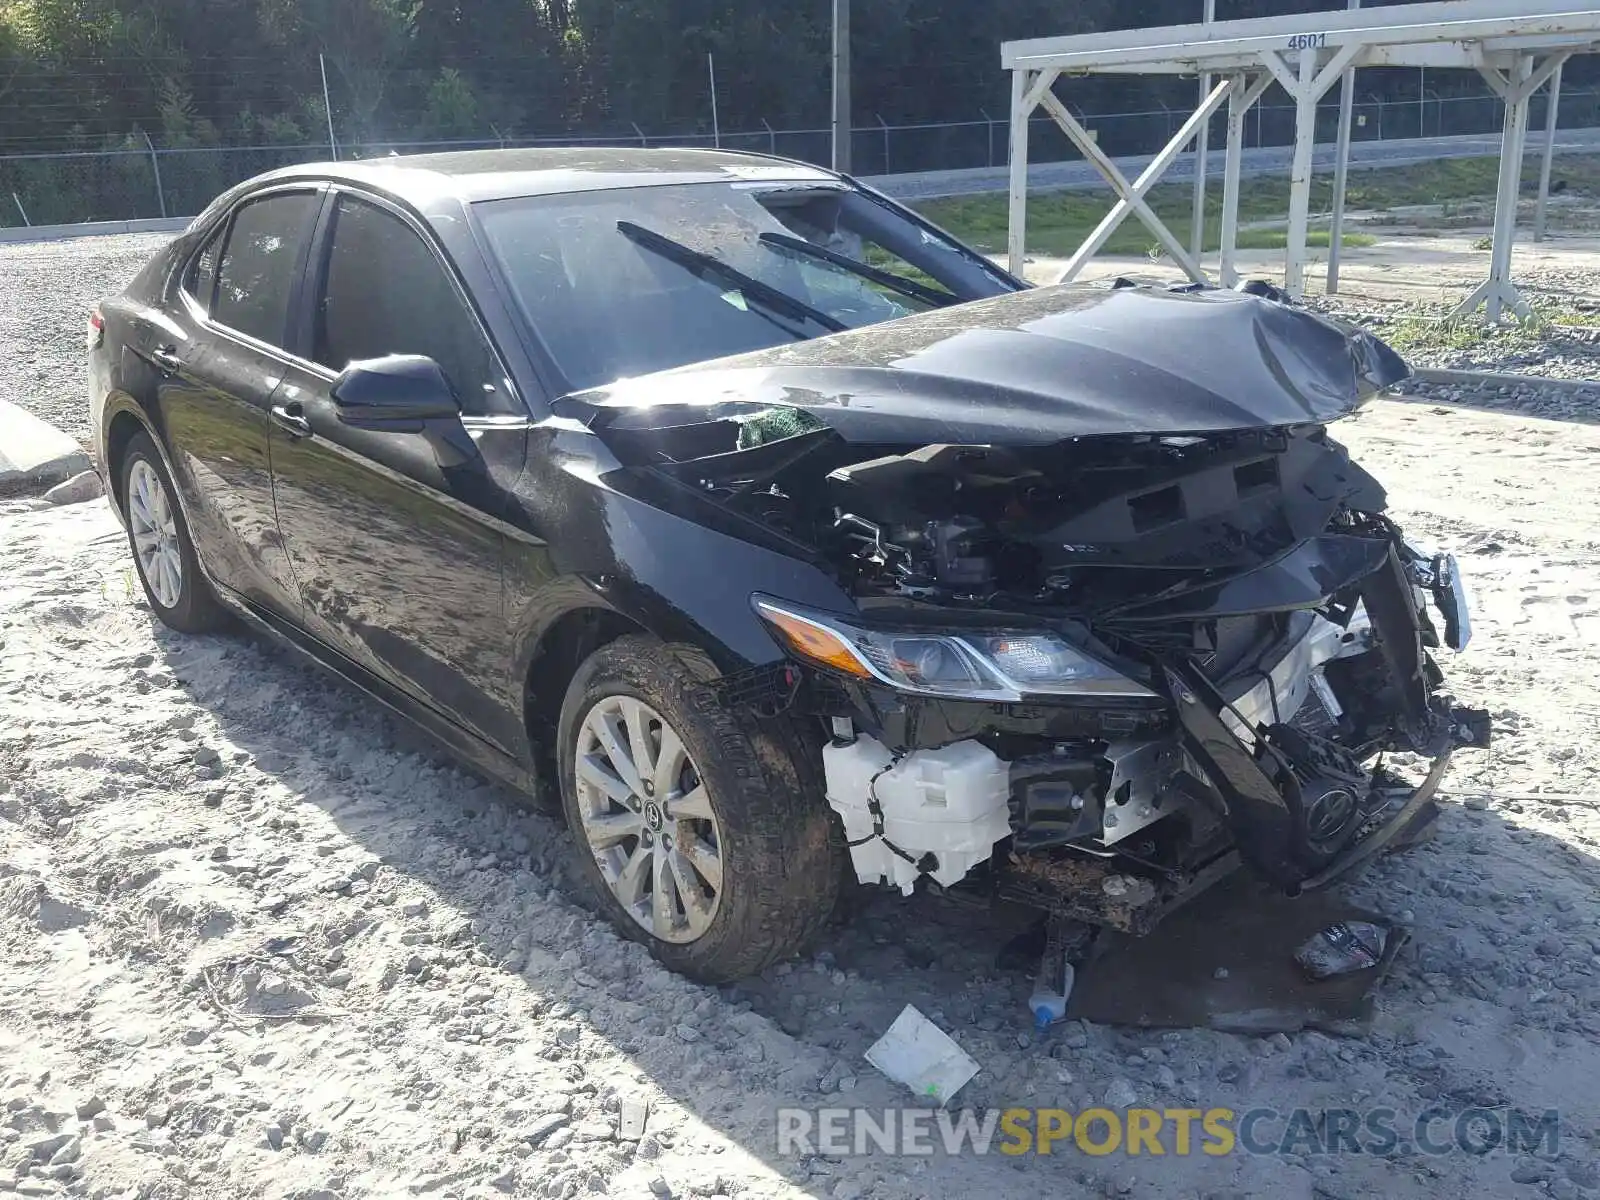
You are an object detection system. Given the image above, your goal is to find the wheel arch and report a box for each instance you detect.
[103,403,155,525]
[521,604,650,782]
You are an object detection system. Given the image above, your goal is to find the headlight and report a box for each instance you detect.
[753,596,1156,701]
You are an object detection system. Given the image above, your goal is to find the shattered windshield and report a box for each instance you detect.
[475,181,1015,392]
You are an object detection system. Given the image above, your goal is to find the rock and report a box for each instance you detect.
[543,1128,574,1150]
[1566,1160,1600,1189]
[144,1104,170,1129]
[298,1128,329,1152]
[674,1023,702,1043]
[1102,1079,1138,1109]
[48,1136,81,1166]
[523,1113,569,1147]
[1549,1179,1579,1200]
[73,1097,104,1120]
[44,470,102,506]
[327,969,352,988]
[402,899,429,918]
[833,1182,866,1200]
[647,1177,672,1198]
[1510,1160,1555,1184]
[25,1132,73,1161]
[1536,936,1564,959]
[192,745,221,768]
[490,1167,517,1193]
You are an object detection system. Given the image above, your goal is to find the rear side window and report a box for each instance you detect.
[212,192,317,347]
[184,226,223,309]
[312,196,501,413]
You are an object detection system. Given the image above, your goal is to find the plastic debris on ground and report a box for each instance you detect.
[1028,916,1076,1030]
[864,1004,981,1106]
[1294,921,1389,980]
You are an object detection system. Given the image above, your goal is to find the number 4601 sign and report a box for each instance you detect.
[1287,32,1328,49]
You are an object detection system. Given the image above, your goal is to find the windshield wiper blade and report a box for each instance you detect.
[616,220,846,334]
[757,231,959,308]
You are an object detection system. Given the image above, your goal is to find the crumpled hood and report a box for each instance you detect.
[555,282,1410,446]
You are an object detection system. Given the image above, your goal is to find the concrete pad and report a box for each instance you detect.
[0,399,91,496]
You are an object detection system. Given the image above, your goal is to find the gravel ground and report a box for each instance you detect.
[0,233,174,447]
[6,234,1600,1200]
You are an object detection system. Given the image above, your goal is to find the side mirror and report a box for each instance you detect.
[331,354,461,432]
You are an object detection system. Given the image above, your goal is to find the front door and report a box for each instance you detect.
[150,186,321,615]
[268,191,524,753]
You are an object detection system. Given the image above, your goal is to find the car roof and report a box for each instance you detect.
[248,146,843,207]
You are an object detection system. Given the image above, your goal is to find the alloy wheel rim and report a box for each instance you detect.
[127,459,183,610]
[574,695,724,944]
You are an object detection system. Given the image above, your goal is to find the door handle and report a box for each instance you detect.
[270,402,313,439]
[151,346,182,374]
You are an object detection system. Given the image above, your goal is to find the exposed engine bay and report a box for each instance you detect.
[561,280,1490,935]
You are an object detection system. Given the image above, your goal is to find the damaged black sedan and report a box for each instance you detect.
[90,148,1486,983]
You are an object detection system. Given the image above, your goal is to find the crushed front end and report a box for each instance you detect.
[742,427,1489,933]
[571,281,1491,935]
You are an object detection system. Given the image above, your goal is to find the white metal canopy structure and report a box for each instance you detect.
[1000,0,1600,320]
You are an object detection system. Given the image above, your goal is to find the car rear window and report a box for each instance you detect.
[212,191,318,347]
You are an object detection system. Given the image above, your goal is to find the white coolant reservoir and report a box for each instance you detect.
[822,734,1013,895]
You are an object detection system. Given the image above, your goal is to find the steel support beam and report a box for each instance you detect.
[1007,68,1035,277]
[1327,0,1362,293]
[1220,73,1274,287]
[1535,59,1564,239]
[1046,76,1232,284]
[1454,52,1569,320]
[1284,50,1320,296]
[1190,0,1217,264]
[1266,41,1364,296]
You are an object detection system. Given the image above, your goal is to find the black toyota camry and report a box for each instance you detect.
[89,147,1486,982]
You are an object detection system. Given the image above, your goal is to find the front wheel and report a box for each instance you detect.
[556,636,842,982]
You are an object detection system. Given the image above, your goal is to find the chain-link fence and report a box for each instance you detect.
[5,88,1598,229]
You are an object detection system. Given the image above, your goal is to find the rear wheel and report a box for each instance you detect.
[120,432,230,633]
[557,636,842,982]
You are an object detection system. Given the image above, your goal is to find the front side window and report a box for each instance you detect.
[212,191,317,346]
[474,181,1017,392]
[313,197,501,413]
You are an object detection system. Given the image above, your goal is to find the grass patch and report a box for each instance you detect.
[913,152,1600,259]
[1379,309,1554,355]
[1235,228,1377,251]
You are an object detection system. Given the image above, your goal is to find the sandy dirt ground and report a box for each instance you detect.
[4,396,1600,1200]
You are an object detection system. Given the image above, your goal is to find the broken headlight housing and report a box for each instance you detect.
[753,596,1157,701]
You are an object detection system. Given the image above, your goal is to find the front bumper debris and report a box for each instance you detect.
[788,520,1487,935]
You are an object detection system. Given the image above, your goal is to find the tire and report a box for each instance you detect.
[120,432,231,634]
[557,635,843,983]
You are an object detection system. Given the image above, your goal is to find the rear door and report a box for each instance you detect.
[153,186,321,615]
[267,190,524,752]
